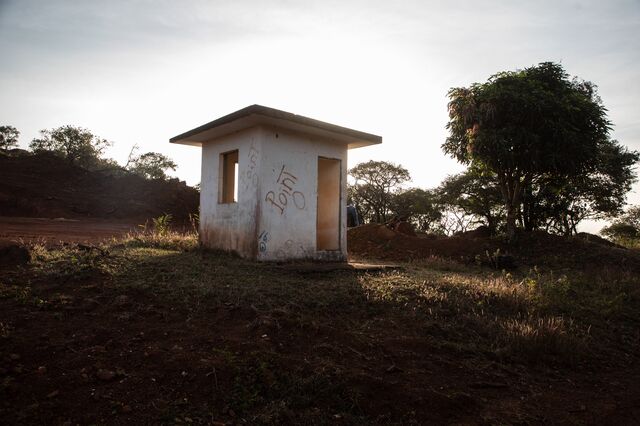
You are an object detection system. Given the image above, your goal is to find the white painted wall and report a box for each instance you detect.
[256,127,347,261]
[200,127,262,257]
[200,125,347,261]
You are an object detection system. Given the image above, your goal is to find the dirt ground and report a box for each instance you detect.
[2,266,639,425]
[348,223,640,273]
[0,216,138,246]
[1,223,640,424]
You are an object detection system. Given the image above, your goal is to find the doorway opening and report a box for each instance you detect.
[317,157,341,251]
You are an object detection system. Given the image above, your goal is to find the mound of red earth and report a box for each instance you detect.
[0,151,198,221]
[348,223,495,262]
[348,223,640,272]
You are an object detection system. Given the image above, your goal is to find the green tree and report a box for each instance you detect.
[390,188,442,231]
[601,223,638,242]
[517,139,638,235]
[29,125,112,169]
[349,160,411,223]
[601,205,640,245]
[0,125,20,150]
[128,152,177,180]
[436,167,504,233]
[444,62,617,237]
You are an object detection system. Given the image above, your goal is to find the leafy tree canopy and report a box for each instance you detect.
[349,160,411,223]
[443,62,637,236]
[29,125,112,169]
[390,188,442,231]
[436,166,503,232]
[601,222,639,241]
[0,125,20,150]
[127,152,177,180]
[601,205,640,246]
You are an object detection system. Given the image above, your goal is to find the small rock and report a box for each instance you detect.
[47,390,60,398]
[96,369,116,381]
[37,366,47,374]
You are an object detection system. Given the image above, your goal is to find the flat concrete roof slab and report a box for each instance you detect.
[170,104,382,149]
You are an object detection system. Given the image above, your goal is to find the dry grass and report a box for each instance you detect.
[2,231,640,423]
[14,231,638,367]
[116,229,199,251]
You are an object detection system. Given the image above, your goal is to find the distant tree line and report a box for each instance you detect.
[601,206,640,247]
[0,124,177,181]
[349,62,639,239]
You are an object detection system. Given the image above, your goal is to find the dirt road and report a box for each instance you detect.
[0,216,138,245]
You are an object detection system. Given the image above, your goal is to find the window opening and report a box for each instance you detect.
[220,150,239,203]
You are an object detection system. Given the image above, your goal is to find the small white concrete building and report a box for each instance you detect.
[171,105,381,261]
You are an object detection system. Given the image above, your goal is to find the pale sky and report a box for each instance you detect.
[1,0,639,232]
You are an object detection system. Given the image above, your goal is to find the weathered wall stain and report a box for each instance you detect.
[265,165,306,214]
[201,224,256,258]
[275,239,305,259]
[245,144,259,188]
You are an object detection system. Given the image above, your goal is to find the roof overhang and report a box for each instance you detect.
[170,105,382,150]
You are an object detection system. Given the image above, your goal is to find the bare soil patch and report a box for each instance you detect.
[0,216,137,246]
[348,223,640,273]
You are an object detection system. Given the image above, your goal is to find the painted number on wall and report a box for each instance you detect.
[258,230,270,252]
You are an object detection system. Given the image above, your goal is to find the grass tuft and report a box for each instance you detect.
[116,230,198,251]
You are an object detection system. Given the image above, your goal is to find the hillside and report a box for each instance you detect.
[0,151,198,221]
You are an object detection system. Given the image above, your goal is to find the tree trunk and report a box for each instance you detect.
[498,174,518,239]
[506,204,517,239]
[499,172,529,240]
